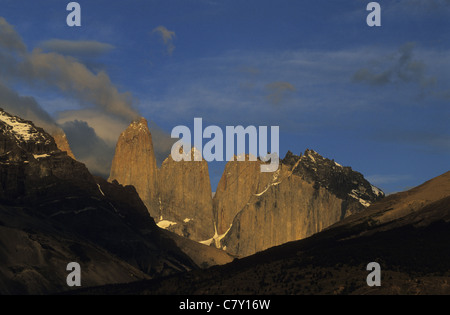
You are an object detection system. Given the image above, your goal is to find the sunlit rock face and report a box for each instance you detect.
[109,117,159,217]
[217,150,384,257]
[158,148,215,242]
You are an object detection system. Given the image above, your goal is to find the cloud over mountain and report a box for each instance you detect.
[0,17,143,176]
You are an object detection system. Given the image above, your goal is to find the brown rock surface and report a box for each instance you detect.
[213,155,273,236]
[108,118,159,218]
[158,148,215,241]
[50,128,76,159]
[216,150,384,257]
[221,163,343,256]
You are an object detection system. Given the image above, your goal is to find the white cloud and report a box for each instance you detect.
[57,109,128,145]
[39,39,114,57]
[0,17,140,123]
[366,174,413,186]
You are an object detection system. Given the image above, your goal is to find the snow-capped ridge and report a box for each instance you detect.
[283,149,385,207]
[0,109,51,144]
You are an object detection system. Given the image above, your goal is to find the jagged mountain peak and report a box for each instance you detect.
[50,128,76,159]
[283,149,384,207]
[301,149,341,167]
[211,148,387,256]
[0,108,54,147]
[0,108,75,160]
[127,117,150,133]
[0,108,62,162]
[0,109,97,203]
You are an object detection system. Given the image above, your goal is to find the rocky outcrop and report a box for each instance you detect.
[107,117,384,258]
[109,120,216,242]
[221,164,344,256]
[217,150,384,257]
[158,148,215,241]
[51,128,75,159]
[283,149,384,214]
[213,155,273,236]
[108,118,159,218]
[0,109,95,202]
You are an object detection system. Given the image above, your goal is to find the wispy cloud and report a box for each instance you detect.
[56,109,128,145]
[61,120,114,177]
[0,81,59,132]
[0,17,26,53]
[239,66,261,76]
[375,130,450,153]
[0,17,143,176]
[352,43,436,90]
[265,81,296,106]
[139,48,374,128]
[0,17,139,122]
[39,39,114,58]
[140,44,450,155]
[366,174,414,186]
[386,0,450,15]
[21,50,139,120]
[152,25,176,55]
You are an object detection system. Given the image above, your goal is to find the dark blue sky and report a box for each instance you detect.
[1,0,449,193]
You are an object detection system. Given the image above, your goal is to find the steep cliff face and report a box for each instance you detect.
[108,120,216,242]
[221,164,343,257]
[51,128,75,160]
[107,117,384,257]
[158,148,215,241]
[0,109,94,202]
[108,118,159,217]
[213,155,273,236]
[217,150,384,257]
[283,149,384,215]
